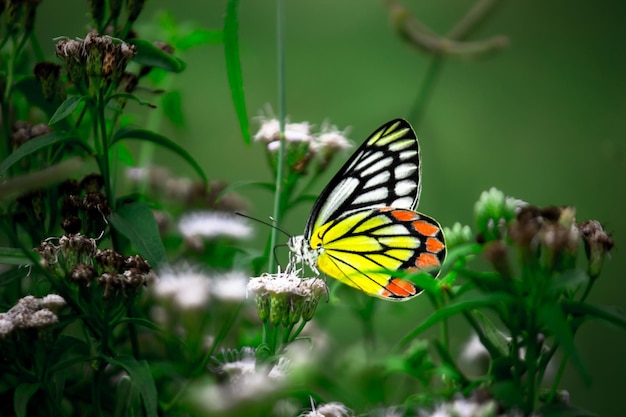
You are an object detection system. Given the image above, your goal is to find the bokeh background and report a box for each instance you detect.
[36,1,626,415]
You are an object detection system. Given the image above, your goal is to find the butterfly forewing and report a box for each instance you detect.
[311,207,446,301]
[304,119,421,239]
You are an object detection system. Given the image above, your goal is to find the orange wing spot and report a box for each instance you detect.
[383,278,417,298]
[412,220,440,236]
[391,210,418,222]
[379,207,393,212]
[426,237,445,253]
[415,252,441,269]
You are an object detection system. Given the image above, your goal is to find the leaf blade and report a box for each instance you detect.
[224,0,250,144]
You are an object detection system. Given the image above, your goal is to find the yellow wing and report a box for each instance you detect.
[310,207,446,301]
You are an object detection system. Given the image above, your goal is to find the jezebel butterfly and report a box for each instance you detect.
[288,119,446,301]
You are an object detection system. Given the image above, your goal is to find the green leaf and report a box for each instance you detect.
[106,355,158,417]
[109,92,157,108]
[224,0,251,144]
[538,303,590,384]
[162,90,185,127]
[108,201,167,268]
[178,29,224,50]
[0,132,92,176]
[49,96,85,124]
[114,374,142,417]
[112,127,207,183]
[562,300,626,329]
[549,269,589,293]
[472,309,509,357]
[13,76,61,119]
[398,291,513,349]
[14,383,41,417]
[0,247,33,266]
[0,267,30,285]
[116,317,162,332]
[130,39,186,72]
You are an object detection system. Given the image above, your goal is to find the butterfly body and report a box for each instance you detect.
[288,119,446,301]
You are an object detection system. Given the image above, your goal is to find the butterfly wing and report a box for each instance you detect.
[311,207,446,301]
[304,119,421,239]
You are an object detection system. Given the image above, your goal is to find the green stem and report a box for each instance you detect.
[269,0,287,274]
[407,57,444,128]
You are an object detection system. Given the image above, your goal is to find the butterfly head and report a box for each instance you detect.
[287,235,322,274]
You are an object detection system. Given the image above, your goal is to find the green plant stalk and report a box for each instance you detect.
[269,0,287,274]
[525,306,539,413]
[408,56,444,128]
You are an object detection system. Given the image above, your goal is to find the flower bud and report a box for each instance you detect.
[580,220,614,279]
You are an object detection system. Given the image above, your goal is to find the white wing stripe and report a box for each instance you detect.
[361,157,393,177]
[353,188,389,205]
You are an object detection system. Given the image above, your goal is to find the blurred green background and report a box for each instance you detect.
[36,1,626,415]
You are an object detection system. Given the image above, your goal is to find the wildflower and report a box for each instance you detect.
[474,188,525,242]
[0,316,16,338]
[443,222,473,249]
[299,401,352,417]
[248,268,328,325]
[254,118,314,144]
[211,270,249,302]
[178,211,253,244]
[579,220,614,279]
[312,121,352,169]
[2,295,66,333]
[196,347,289,413]
[153,265,212,310]
[420,397,497,417]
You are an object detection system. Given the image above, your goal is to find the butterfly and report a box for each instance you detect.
[288,118,446,301]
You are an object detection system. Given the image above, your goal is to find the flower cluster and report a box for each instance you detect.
[193,346,290,413]
[0,295,66,338]
[254,115,352,174]
[55,174,111,237]
[248,268,328,325]
[37,234,153,298]
[152,265,248,311]
[474,188,613,277]
[55,32,137,94]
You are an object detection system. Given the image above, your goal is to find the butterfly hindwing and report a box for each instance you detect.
[311,207,446,301]
[304,119,421,239]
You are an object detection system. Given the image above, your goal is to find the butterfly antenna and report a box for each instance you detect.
[235,211,291,237]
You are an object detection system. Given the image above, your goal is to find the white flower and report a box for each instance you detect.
[196,347,288,413]
[1,294,64,331]
[299,401,352,417]
[254,117,281,143]
[254,117,314,144]
[311,121,352,153]
[0,315,15,337]
[178,211,253,241]
[41,294,66,311]
[153,265,212,310]
[211,270,249,301]
[247,269,326,298]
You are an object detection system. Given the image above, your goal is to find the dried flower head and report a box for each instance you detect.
[580,220,614,279]
[0,295,66,337]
